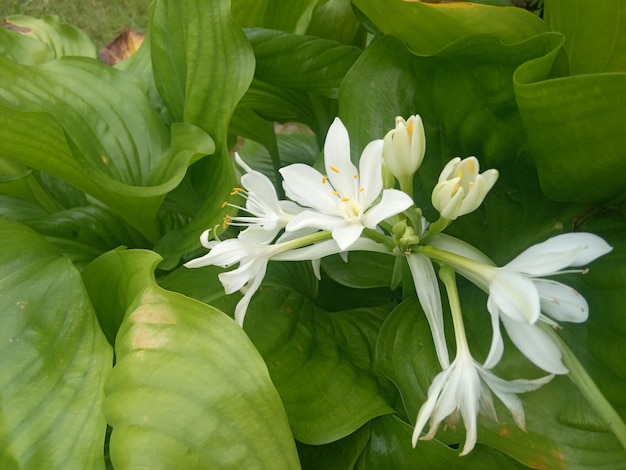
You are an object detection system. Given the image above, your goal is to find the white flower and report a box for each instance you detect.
[280,118,414,251]
[185,229,391,326]
[425,232,613,374]
[382,114,426,188]
[222,154,303,243]
[432,157,498,220]
[413,340,552,456]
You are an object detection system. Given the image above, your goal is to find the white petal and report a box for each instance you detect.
[362,189,413,228]
[234,260,268,326]
[490,270,540,323]
[280,163,339,214]
[332,223,365,251]
[501,315,568,374]
[535,279,589,323]
[240,171,282,216]
[412,368,452,446]
[483,296,504,369]
[358,139,384,209]
[505,232,612,275]
[286,210,345,233]
[406,253,450,368]
[324,118,359,199]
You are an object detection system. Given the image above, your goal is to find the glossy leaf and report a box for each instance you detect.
[2,14,97,59]
[351,0,546,56]
[0,56,214,241]
[82,249,300,469]
[150,0,255,267]
[0,217,112,469]
[514,1,626,204]
[244,285,394,444]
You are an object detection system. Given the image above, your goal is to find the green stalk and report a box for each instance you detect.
[542,324,626,451]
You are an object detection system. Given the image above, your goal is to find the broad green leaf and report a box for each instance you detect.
[321,252,395,289]
[149,0,255,268]
[545,0,626,75]
[355,415,528,469]
[0,217,112,469]
[376,294,626,467]
[244,286,394,444]
[514,33,626,203]
[82,249,300,469]
[352,0,546,56]
[231,0,319,34]
[3,14,97,59]
[297,423,371,470]
[246,28,361,99]
[306,0,364,45]
[0,24,53,64]
[0,56,214,241]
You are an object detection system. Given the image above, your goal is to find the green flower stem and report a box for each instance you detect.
[362,227,396,251]
[398,176,414,199]
[277,230,333,250]
[439,265,470,354]
[427,216,451,237]
[542,324,626,451]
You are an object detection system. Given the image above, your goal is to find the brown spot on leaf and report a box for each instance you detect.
[2,18,32,34]
[98,30,144,66]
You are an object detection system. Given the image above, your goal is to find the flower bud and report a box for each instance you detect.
[382,115,426,188]
[432,157,498,220]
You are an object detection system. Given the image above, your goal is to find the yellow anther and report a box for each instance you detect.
[466,159,476,174]
[353,173,358,179]
[341,197,350,202]
[359,187,364,192]
[330,165,340,173]
[406,119,414,136]
[333,190,339,196]
[222,214,232,229]
[451,181,461,196]
[221,200,228,209]
[322,176,327,184]
[230,187,243,196]
[456,168,463,179]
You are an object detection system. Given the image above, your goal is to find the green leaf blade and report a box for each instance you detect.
[0,217,112,469]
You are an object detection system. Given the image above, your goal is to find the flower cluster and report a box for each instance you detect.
[186,115,612,455]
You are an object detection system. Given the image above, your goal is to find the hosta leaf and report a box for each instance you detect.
[246,28,361,99]
[0,56,213,241]
[82,249,300,469]
[244,286,394,444]
[545,0,626,75]
[149,0,255,268]
[352,0,546,56]
[376,293,626,467]
[0,217,112,469]
[2,14,97,59]
[355,415,528,469]
[514,1,626,204]
[231,0,319,33]
[0,24,53,65]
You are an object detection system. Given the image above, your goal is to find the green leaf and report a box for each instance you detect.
[2,14,97,59]
[306,0,364,45]
[545,0,626,74]
[321,252,395,289]
[514,33,626,203]
[0,56,214,241]
[82,249,300,469]
[352,0,546,56]
[150,0,255,268]
[376,291,626,467]
[355,415,528,469]
[244,286,394,444]
[297,423,371,470]
[231,0,319,34]
[246,28,361,99]
[0,24,53,65]
[0,217,112,469]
